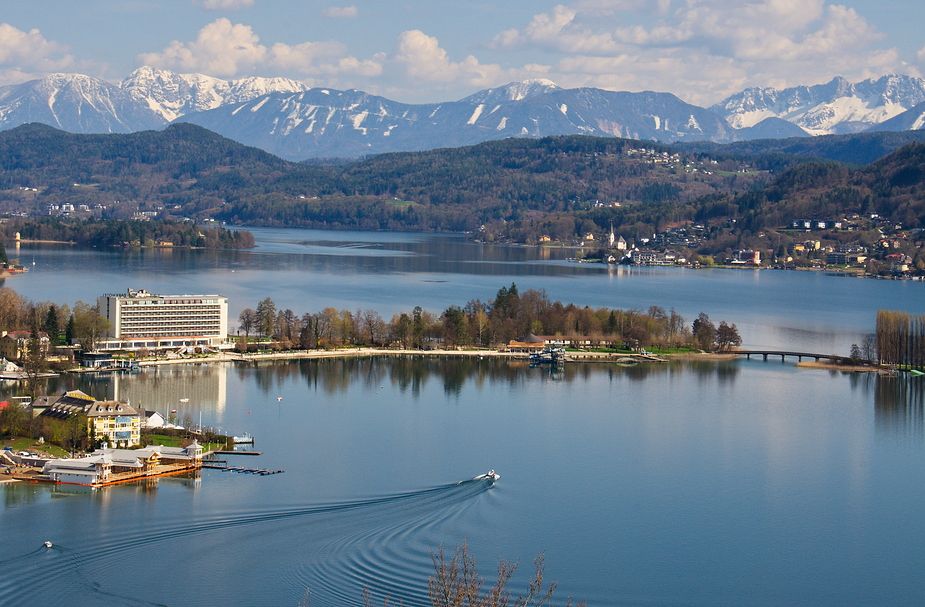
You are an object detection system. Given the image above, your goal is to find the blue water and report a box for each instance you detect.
[2,228,925,606]
[3,357,925,606]
[5,226,924,353]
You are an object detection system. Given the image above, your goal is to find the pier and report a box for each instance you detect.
[735,349,874,365]
[203,464,283,475]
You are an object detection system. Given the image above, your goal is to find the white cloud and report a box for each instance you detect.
[389,30,509,86]
[321,6,359,18]
[489,0,910,105]
[195,0,255,10]
[0,23,74,74]
[139,18,266,76]
[138,18,381,81]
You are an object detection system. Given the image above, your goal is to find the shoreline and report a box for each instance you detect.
[134,348,764,367]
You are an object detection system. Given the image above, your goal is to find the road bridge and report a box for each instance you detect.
[735,350,871,365]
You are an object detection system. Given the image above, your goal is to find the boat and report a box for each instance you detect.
[477,469,500,481]
[529,346,567,364]
[232,432,255,444]
[44,541,53,548]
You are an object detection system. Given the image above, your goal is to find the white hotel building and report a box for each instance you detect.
[98,288,229,352]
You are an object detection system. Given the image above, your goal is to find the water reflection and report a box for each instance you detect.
[240,355,741,398]
[852,372,925,437]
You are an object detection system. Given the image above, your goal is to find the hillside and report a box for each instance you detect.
[674,130,925,165]
[0,123,923,260]
[0,122,326,219]
[0,125,766,234]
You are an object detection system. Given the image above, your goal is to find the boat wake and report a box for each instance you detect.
[0,475,499,607]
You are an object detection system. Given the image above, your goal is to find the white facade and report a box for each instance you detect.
[98,288,228,351]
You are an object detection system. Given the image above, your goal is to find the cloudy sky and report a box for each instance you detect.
[1,0,924,106]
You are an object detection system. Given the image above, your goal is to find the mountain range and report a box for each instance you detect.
[1,67,924,160]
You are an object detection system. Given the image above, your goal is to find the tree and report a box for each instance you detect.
[861,334,877,362]
[412,306,425,348]
[442,306,468,348]
[850,343,862,363]
[394,312,412,348]
[714,321,742,352]
[238,308,256,336]
[691,312,716,351]
[255,298,276,337]
[70,302,110,351]
[428,541,584,607]
[43,304,61,345]
[22,327,48,399]
[360,309,384,345]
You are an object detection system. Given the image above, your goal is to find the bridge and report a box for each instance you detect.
[734,350,872,365]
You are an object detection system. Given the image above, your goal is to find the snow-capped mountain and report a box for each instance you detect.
[461,79,562,104]
[121,66,308,123]
[0,67,310,133]
[712,75,925,135]
[867,101,925,132]
[2,68,925,159]
[176,85,737,160]
[0,73,164,133]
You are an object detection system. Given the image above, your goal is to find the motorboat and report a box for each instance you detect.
[44,541,53,548]
[529,346,566,365]
[477,469,500,481]
[232,432,255,444]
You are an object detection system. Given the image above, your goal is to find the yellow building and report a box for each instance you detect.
[0,331,50,361]
[86,400,141,448]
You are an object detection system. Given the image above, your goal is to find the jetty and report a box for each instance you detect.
[735,349,875,365]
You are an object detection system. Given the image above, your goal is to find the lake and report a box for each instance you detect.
[3,226,925,354]
[2,228,925,606]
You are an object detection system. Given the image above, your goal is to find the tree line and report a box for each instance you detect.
[236,283,741,353]
[876,309,925,368]
[0,217,255,249]
[0,286,110,352]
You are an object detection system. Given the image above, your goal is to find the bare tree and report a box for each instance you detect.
[428,541,584,607]
[238,308,256,336]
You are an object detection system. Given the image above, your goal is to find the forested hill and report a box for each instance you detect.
[1,123,924,247]
[674,130,925,166]
[694,142,925,237]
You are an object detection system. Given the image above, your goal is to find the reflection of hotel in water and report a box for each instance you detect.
[111,364,228,425]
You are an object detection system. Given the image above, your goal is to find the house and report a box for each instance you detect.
[0,331,50,361]
[731,250,761,265]
[86,401,141,448]
[35,390,141,448]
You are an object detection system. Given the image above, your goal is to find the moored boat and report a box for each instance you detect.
[233,432,255,444]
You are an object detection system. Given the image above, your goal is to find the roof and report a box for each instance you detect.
[85,401,140,418]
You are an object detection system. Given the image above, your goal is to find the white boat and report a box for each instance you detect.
[232,432,254,444]
[477,469,500,481]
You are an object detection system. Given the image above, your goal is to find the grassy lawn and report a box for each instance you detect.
[1,437,70,458]
[143,434,226,452]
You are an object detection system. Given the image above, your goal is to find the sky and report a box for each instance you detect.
[1,0,924,107]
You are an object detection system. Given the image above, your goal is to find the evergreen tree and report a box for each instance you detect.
[43,305,60,345]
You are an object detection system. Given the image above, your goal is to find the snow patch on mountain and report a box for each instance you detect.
[714,75,925,135]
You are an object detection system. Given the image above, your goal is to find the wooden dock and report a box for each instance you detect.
[205,464,283,476]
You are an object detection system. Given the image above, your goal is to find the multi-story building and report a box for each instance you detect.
[86,400,141,448]
[0,330,50,361]
[98,288,228,352]
[36,389,141,449]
